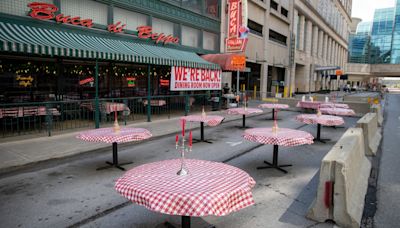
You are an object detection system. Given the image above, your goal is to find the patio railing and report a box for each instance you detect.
[0,94,220,138]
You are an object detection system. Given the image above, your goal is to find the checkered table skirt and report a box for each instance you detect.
[295,114,344,126]
[181,115,225,127]
[320,108,356,116]
[319,103,350,109]
[115,159,255,217]
[226,108,263,115]
[258,103,289,109]
[76,127,152,143]
[243,127,314,146]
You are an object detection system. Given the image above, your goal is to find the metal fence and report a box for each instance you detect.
[0,94,219,138]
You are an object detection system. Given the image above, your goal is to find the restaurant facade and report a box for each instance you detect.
[0,0,222,137]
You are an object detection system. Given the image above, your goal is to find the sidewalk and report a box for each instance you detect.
[0,105,270,174]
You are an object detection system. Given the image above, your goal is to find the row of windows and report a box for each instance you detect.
[269,29,287,46]
[270,0,289,18]
[316,0,348,41]
[0,0,219,51]
[161,0,220,19]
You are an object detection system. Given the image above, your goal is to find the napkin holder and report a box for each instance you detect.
[325,96,329,102]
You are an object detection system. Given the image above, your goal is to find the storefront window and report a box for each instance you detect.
[0,59,57,103]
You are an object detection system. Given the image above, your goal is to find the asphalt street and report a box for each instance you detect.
[0,110,359,228]
[374,93,400,227]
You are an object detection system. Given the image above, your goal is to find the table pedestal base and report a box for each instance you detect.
[96,142,132,171]
[193,122,213,144]
[314,124,331,144]
[257,145,292,174]
[163,216,215,228]
[265,108,281,120]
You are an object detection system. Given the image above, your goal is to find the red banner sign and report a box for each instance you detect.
[226,0,248,52]
[170,67,222,91]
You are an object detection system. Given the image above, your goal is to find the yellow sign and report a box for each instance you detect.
[16,75,34,87]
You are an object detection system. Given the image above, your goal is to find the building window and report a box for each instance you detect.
[203,31,218,51]
[269,29,287,46]
[181,25,200,48]
[61,0,108,25]
[152,18,174,36]
[114,8,148,31]
[281,7,288,17]
[248,19,263,36]
[270,0,278,11]
[205,0,219,18]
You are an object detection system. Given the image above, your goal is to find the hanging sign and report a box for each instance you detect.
[79,77,94,85]
[226,0,248,52]
[16,75,34,87]
[126,77,136,87]
[170,67,222,91]
[160,79,170,87]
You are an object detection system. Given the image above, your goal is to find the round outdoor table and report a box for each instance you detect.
[76,127,152,171]
[320,107,356,116]
[258,103,289,120]
[115,159,255,228]
[180,115,224,143]
[295,114,344,143]
[243,128,314,173]
[296,101,322,109]
[226,107,263,128]
[319,103,350,109]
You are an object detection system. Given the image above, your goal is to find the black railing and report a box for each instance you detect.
[0,94,220,138]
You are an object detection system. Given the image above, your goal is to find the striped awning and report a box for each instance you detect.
[0,21,219,69]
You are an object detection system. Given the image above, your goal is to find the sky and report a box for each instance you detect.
[352,0,396,22]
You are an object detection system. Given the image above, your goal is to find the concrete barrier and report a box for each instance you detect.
[307,128,371,228]
[357,113,382,156]
[371,104,383,126]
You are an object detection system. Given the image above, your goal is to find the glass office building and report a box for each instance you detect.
[348,1,400,64]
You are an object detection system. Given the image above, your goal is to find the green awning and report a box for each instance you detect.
[0,21,219,69]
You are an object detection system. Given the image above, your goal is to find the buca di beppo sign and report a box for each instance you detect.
[27,2,179,45]
[170,67,222,91]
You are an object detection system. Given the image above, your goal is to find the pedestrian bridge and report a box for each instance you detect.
[347,63,400,77]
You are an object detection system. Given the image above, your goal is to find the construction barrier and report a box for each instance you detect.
[307,128,371,228]
[371,104,383,126]
[357,113,382,156]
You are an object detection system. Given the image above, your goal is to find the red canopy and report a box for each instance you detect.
[201,53,246,71]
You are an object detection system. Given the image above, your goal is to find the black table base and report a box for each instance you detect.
[164,216,215,228]
[257,145,292,174]
[96,142,133,171]
[265,108,281,120]
[192,122,213,144]
[314,124,331,143]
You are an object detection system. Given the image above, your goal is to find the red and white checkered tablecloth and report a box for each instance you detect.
[296,101,322,109]
[243,127,313,146]
[115,159,255,217]
[295,114,344,126]
[319,107,356,116]
[76,127,152,143]
[181,115,225,127]
[80,102,130,115]
[258,103,289,109]
[226,108,263,115]
[319,103,350,109]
